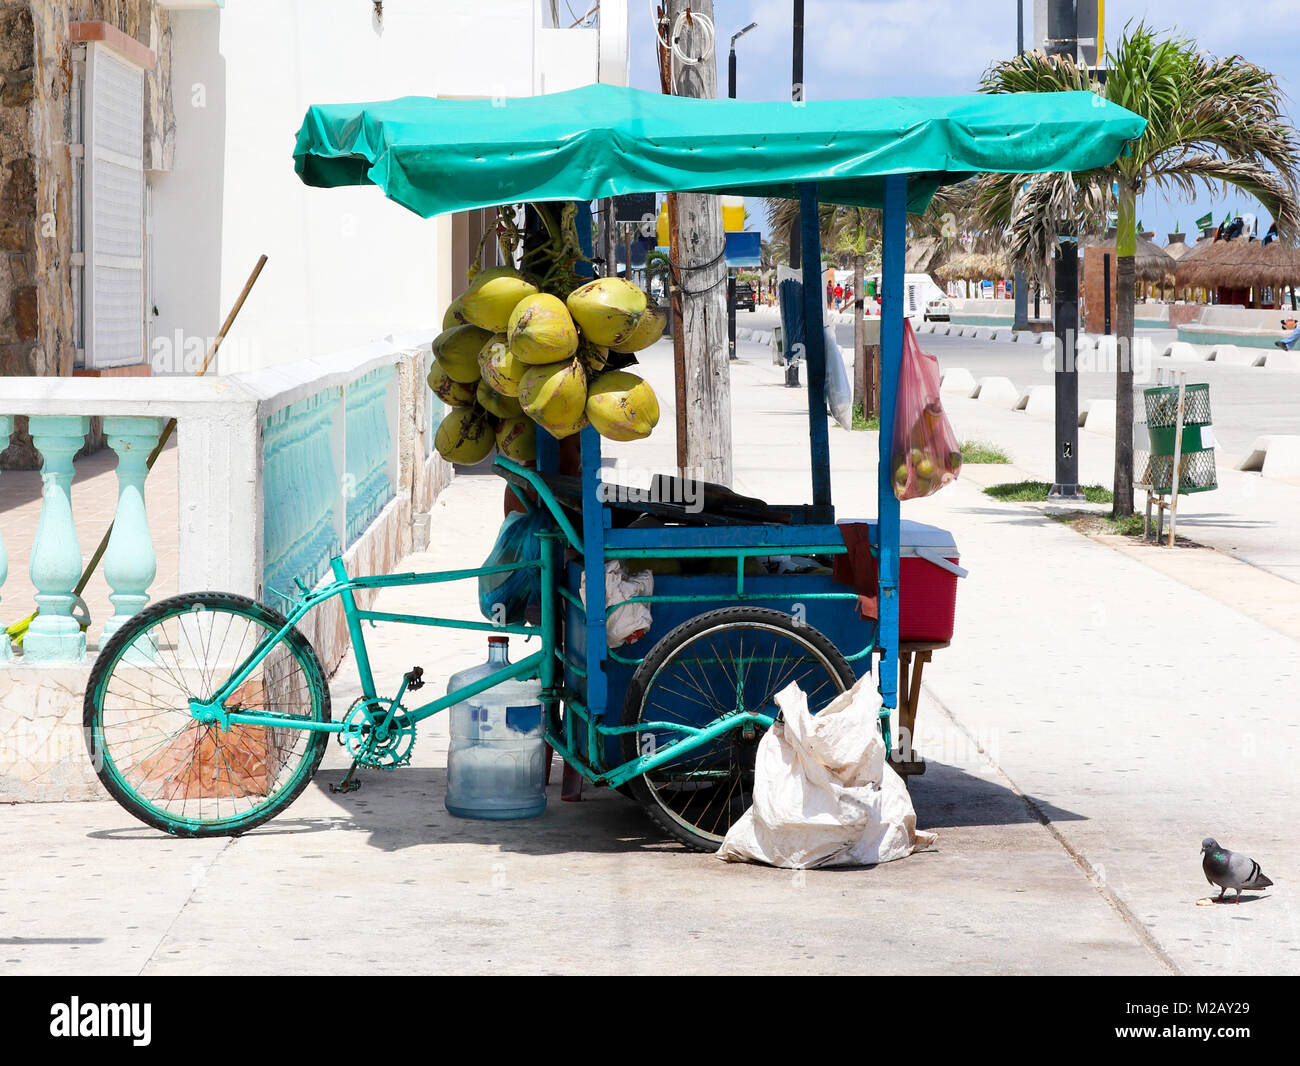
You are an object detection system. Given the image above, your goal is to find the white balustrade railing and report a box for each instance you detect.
[0,332,450,800]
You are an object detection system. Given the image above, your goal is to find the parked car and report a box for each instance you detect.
[867,272,947,320]
[924,297,953,322]
[734,281,756,312]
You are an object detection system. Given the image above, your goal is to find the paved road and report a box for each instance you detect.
[746,307,1300,583]
[919,330,1300,461]
[750,306,1300,461]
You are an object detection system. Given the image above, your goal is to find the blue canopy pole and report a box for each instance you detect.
[799,183,832,517]
[877,174,905,735]
[579,426,608,742]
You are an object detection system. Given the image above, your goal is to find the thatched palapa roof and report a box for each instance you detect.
[1175,238,1300,291]
[934,250,1011,284]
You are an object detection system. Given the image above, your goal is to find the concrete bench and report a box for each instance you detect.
[1082,398,1116,435]
[1238,435,1300,481]
[1209,345,1266,367]
[1178,305,1290,350]
[1161,341,1211,360]
[1261,349,1300,370]
[974,376,1020,408]
[1016,385,1054,420]
[939,367,978,396]
[1134,304,1171,328]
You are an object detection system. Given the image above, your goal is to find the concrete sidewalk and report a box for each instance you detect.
[938,377,1300,587]
[0,471,1159,976]
[2,331,1295,975]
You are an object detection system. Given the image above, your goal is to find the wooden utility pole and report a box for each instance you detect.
[602,199,617,277]
[657,1,732,485]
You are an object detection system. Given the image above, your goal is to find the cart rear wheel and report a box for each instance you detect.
[620,607,856,852]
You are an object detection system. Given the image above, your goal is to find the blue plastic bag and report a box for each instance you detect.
[478,509,548,624]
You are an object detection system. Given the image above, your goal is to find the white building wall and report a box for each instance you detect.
[150,1,622,374]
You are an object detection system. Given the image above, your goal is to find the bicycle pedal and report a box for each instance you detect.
[330,778,362,795]
[404,666,425,691]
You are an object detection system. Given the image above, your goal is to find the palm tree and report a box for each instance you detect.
[979,24,1300,516]
[829,207,881,412]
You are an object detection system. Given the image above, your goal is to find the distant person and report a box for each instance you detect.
[1277,316,1300,350]
[827,279,835,308]
[834,282,844,310]
[1217,217,1245,242]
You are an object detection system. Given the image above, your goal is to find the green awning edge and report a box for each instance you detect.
[292,83,1145,218]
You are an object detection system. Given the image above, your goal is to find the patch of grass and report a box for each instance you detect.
[959,439,1011,464]
[1052,510,1189,541]
[851,402,880,431]
[984,480,1114,505]
[1107,513,1147,537]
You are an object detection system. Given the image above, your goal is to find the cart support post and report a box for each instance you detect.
[876,175,906,721]
[579,427,609,743]
[799,182,832,517]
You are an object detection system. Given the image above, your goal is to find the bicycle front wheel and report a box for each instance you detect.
[84,592,331,837]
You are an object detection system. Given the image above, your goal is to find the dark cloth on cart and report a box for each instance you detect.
[833,523,878,621]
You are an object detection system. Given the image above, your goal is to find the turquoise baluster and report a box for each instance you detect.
[0,415,11,661]
[26,415,90,662]
[102,416,166,644]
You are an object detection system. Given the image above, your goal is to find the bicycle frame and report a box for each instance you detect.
[183,519,781,791]
[192,550,554,736]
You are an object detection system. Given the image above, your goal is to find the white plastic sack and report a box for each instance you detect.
[823,325,853,431]
[718,677,936,868]
[579,560,653,649]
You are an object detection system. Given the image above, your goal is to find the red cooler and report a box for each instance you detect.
[845,520,966,643]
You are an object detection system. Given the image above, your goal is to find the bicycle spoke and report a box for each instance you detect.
[89,597,327,836]
[633,616,852,848]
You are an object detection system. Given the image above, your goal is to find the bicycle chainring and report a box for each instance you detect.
[340,698,416,770]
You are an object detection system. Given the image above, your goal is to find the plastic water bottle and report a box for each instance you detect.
[445,636,547,820]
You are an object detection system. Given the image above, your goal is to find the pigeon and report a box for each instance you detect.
[1201,838,1273,903]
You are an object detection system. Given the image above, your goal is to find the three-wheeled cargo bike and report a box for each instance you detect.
[83,85,1145,850]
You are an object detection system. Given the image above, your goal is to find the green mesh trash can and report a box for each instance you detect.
[1144,383,1217,495]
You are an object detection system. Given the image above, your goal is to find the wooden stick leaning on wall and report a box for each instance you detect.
[5,255,269,646]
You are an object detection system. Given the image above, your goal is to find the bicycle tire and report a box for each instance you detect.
[84,592,330,837]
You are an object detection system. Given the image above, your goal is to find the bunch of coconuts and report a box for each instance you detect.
[428,267,664,466]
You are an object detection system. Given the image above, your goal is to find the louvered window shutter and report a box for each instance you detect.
[84,45,145,369]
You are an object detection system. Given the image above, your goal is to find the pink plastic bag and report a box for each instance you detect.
[890,321,962,501]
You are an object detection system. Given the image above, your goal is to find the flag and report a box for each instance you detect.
[1195,211,1213,230]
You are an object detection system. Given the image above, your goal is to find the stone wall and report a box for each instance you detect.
[0,0,173,469]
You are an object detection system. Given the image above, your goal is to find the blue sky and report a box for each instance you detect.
[627,0,1299,241]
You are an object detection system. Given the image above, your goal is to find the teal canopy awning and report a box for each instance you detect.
[293,83,1145,218]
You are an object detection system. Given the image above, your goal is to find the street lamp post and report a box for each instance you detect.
[728,22,757,99]
[727,22,758,361]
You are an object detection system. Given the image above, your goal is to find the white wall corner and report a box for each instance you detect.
[598,0,630,86]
